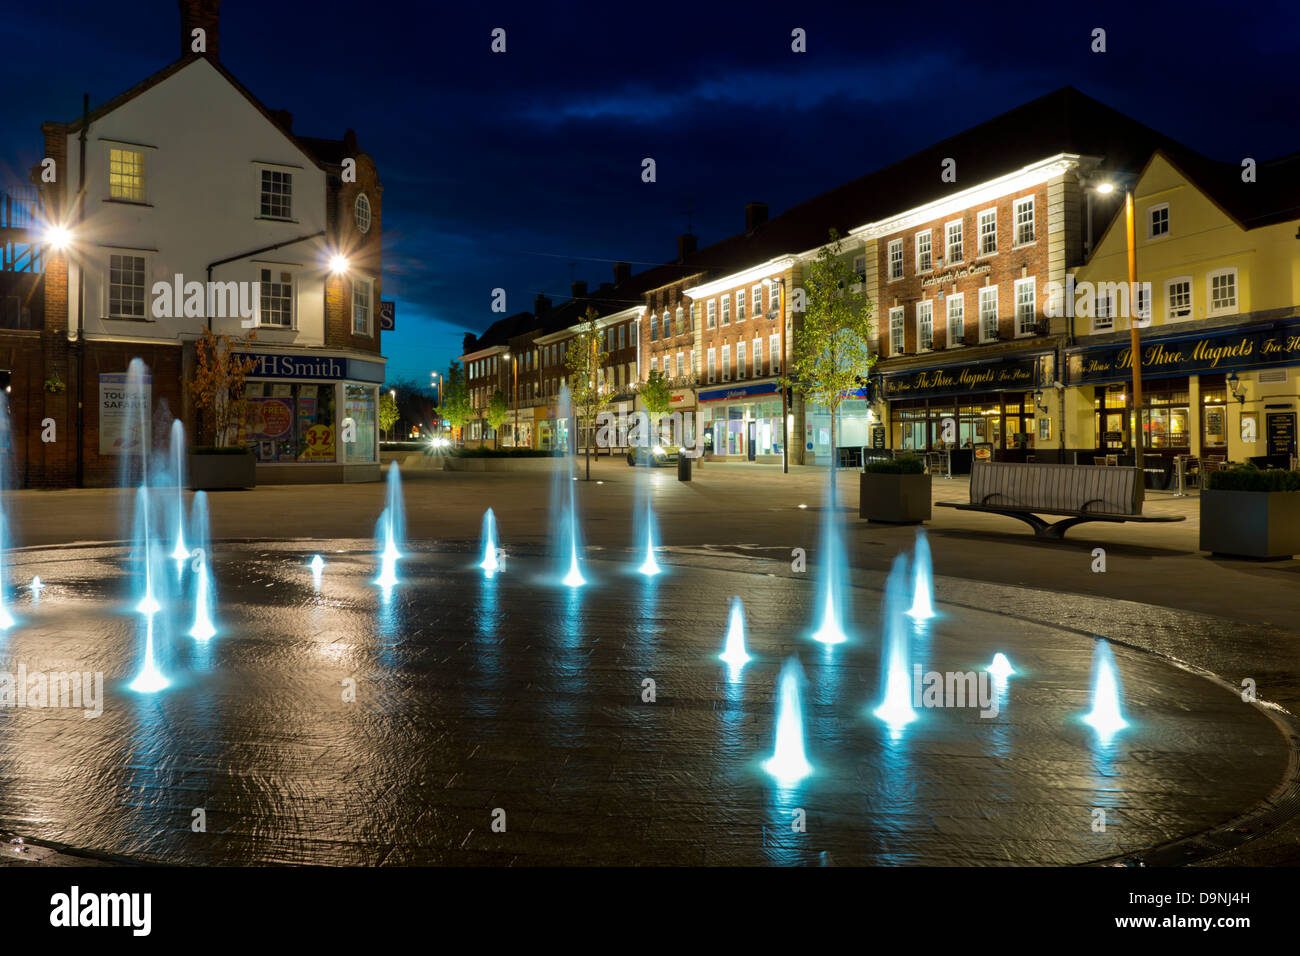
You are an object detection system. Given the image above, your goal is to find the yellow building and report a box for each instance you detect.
[1058,149,1300,472]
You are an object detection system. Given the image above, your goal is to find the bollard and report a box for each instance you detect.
[677,453,692,482]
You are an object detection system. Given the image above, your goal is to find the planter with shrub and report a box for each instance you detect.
[189,445,256,490]
[859,455,931,523]
[443,447,564,472]
[1200,465,1300,559]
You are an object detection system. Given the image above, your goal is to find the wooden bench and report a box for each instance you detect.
[937,461,1186,539]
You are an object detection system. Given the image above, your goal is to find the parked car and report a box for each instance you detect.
[627,444,681,467]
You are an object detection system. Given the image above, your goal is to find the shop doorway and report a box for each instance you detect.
[747,422,756,460]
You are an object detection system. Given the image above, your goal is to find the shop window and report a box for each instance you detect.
[343,385,377,462]
[244,382,336,463]
[1201,375,1227,447]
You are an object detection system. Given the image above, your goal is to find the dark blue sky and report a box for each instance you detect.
[4,1,1297,385]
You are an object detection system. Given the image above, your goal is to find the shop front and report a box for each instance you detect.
[698,382,784,462]
[804,390,871,465]
[1065,315,1300,466]
[879,351,1052,463]
[235,349,384,483]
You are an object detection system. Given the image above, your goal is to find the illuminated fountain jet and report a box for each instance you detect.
[169,420,188,574]
[30,576,45,605]
[719,597,751,675]
[873,553,917,736]
[480,508,501,577]
[374,463,405,592]
[310,554,324,591]
[637,506,661,577]
[906,528,936,620]
[188,491,216,642]
[1082,639,1129,740]
[763,656,813,787]
[986,653,1015,680]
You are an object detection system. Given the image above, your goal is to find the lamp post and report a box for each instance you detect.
[504,353,518,447]
[763,275,789,473]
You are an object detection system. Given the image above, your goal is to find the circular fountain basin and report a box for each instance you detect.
[0,542,1289,866]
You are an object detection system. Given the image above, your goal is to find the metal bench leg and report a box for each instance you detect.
[1039,516,1097,540]
[996,511,1051,536]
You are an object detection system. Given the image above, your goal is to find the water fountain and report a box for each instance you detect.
[551,385,585,587]
[310,554,324,591]
[29,576,45,605]
[1083,639,1128,739]
[188,491,216,642]
[763,656,813,786]
[907,528,935,620]
[810,466,850,645]
[169,419,189,574]
[719,596,751,674]
[636,500,660,577]
[0,513,13,629]
[375,462,405,592]
[479,508,501,577]
[987,652,1015,679]
[873,553,917,736]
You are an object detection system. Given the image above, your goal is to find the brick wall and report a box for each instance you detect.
[324,149,383,356]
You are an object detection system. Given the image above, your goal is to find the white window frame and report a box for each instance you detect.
[676,351,685,378]
[707,299,717,329]
[352,274,375,337]
[255,263,297,330]
[1014,277,1036,336]
[1165,275,1193,321]
[707,348,716,383]
[917,299,933,351]
[769,334,780,374]
[1208,267,1238,316]
[889,306,905,355]
[663,310,672,338]
[945,219,963,264]
[1013,197,1035,246]
[946,293,964,346]
[1092,286,1115,333]
[737,341,747,379]
[915,230,932,274]
[753,337,762,377]
[720,344,731,381]
[852,255,866,283]
[751,284,763,316]
[104,250,151,320]
[977,208,997,257]
[106,145,148,203]
[675,306,684,334]
[1147,202,1170,240]
[257,165,295,221]
[978,286,999,342]
[721,295,731,325]
[888,239,904,280]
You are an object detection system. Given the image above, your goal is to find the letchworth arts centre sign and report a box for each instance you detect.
[1067,317,1300,384]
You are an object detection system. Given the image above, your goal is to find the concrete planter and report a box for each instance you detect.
[442,456,563,473]
[1200,489,1300,559]
[188,451,256,490]
[860,472,931,523]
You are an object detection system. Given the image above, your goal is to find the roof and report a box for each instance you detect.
[1153,148,1300,230]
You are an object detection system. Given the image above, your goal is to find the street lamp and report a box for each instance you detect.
[763,275,789,474]
[43,224,73,251]
[329,254,349,275]
[504,353,518,447]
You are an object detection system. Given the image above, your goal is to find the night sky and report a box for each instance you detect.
[3,0,1296,385]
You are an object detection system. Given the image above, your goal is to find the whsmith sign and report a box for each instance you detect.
[233,353,346,380]
[882,355,1039,399]
[1066,318,1300,384]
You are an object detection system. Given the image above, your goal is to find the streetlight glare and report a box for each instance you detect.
[44,225,72,250]
[1095,182,1115,195]
[329,254,349,274]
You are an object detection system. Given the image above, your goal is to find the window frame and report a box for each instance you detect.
[889,306,905,356]
[104,250,151,320]
[978,286,999,342]
[257,166,296,221]
[1013,197,1035,247]
[256,264,297,330]
[1207,267,1238,317]
[352,274,375,337]
[977,208,998,257]
[946,292,964,346]
[915,230,933,274]
[1013,277,1036,337]
[1147,202,1170,240]
[916,299,933,351]
[888,239,904,281]
[106,145,148,204]
[945,219,964,264]
[1165,275,1193,321]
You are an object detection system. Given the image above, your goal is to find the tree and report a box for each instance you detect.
[786,228,876,475]
[439,360,472,442]
[486,389,509,449]
[640,369,672,443]
[188,326,259,448]
[565,307,612,480]
[379,391,400,440]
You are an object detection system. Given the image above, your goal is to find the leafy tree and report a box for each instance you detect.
[188,326,259,448]
[640,369,672,443]
[565,307,612,480]
[439,360,472,440]
[486,389,509,449]
[786,228,876,475]
[379,391,400,440]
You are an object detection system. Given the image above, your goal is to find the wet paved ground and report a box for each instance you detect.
[0,541,1290,866]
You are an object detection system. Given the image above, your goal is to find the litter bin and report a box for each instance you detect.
[677,454,692,482]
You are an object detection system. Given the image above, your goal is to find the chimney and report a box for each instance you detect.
[534,294,551,314]
[462,332,477,353]
[613,261,631,285]
[178,0,221,60]
[677,233,697,262]
[571,280,587,298]
[745,202,768,232]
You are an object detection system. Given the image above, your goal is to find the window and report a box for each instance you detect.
[707,348,716,383]
[752,284,763,316]
[1014,278,1036,335]
[675,307,684,334]
[108,148,146,202]
[917,300,933,350]
[852,255,866,281]
[721,296,730,325]
[945,220,963,264]
[1135,283,1151,325]
[915,231,932,273]
[107,253,147,318]
[1148,203,1169,239]
[978,286,998,341]
[889,306,905,355]
[978,209,997,255]
[707,300,716,329]
[753,338,762,377]
[736,288,746,321]
[1093,286,1114,332]
[354,193,372,234]
[260,169,293,219]
[1208,268,1237,315]
[245,381,338,463]
[688,303,696,331]
[888,239,904,280]
[769,335,780,374]
[259,267,294,328]
[1013,198,1035,245]
[663,310,672,338]
[768,283,780,315]
[617,325,624,349]
[676,352,684,378]
[721,344,731,381]
[737,341,746,378]
[1166,277,1193,320]
[650,314,659,340]
[946,293,964,345]
[650,356,657,374]
[353,276,373,336]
